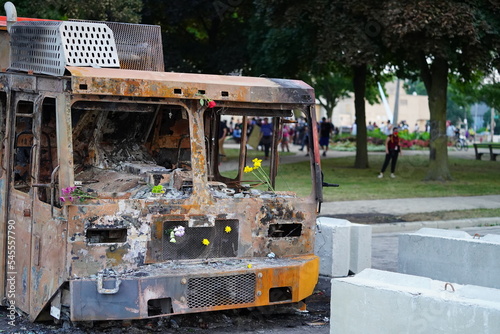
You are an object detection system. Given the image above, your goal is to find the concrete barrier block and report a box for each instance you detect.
[349,223,372,274]
[331,269,500,334]
[315,218,350,277]
[482,234,500,243]
[315,217,371,277]
[399,228,500,289]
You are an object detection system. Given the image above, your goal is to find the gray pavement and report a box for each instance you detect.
[320,195,500,216]
[320,195,500,233]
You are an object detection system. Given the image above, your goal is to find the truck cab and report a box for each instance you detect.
[0,4,323,322]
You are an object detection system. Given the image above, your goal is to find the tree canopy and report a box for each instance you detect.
[5,0,500,179]
[142,0,253,74]
[11,0,143,22]
[377,0,500,180]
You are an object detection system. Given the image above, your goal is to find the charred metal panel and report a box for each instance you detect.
[9,74,37,93]
[29,200,67,321]
[162,219,239,260]
[66,67,314,105]
[69,255,318,321]
[35,76,67,93]
[67,202,148,277]
[66,195,315,276]
[250,198,316,257]
[7,191,32,314]
[71,278,141,320]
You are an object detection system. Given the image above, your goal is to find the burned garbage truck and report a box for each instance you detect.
[0,5,323,323]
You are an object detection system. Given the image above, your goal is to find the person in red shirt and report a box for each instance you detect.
[378,127,402,178]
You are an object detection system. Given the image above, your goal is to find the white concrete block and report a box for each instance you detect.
[482,234,500,243]
[315,217,371,277]
[315,218,350,277]
[349,223,372,273]
[398,228,500,289]
[331,269,500,334]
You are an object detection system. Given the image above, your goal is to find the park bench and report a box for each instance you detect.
[473,143,500,161]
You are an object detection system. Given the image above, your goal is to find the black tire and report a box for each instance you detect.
[455,140,462,151]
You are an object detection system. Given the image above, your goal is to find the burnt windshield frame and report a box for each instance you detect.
[69,101,194,198]
[207,106,313,196]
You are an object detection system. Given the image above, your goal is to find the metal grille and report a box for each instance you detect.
[72,20,164,72]
[187,274,256,308]
[10,21,120,76]
[163,220,239,260]
[10,21,63,76]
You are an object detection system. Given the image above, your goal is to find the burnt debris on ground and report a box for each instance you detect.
[0,294,330,334]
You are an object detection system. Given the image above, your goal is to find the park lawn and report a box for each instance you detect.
[273,154,500,202]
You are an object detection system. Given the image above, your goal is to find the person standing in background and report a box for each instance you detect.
[378,127,402,178]
[300,124,310,156]
[281,125,291,152]
[319,117,334,157]
[219,120,229,158]
[259,118,273,160]
[385,120,393,135]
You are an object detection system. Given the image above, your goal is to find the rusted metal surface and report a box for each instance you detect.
[29,201,66,321]
[66,67,315,105]
[1,16,322,323]
[70,255,318,321]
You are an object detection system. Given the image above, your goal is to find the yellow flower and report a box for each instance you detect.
[247,264,252,269]
[202,238,210,246]
[252,158,262,168]
[225,226,232,233]
[244,166,254,173]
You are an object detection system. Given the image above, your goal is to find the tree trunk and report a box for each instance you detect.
[353,64,369,168]
[420,57,452,181]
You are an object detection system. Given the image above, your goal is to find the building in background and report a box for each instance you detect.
[325,81,430,133]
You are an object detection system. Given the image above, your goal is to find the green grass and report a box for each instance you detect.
[221,149,500,202]
[272,154,500,201]
[322,155,500,201]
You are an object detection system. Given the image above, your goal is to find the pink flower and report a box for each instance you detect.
[62,187,70,195]
[68,196,74,202]
[59,196,66,202]
[207,100,216,108]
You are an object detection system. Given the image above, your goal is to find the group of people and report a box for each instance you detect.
[221,116,338,159]
[446,121,476,142]
[367,120,420,134]
[221,115,404,179]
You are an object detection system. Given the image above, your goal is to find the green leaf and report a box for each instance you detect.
[200,99,205,106]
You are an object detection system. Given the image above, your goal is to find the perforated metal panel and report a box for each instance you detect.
[72,20,164,72]
[100,21,164,72]
[9,21,119,76]
[187,274,256,308]
[162,220,239,260]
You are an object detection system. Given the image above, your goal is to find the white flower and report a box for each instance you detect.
[174,226,185,237]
